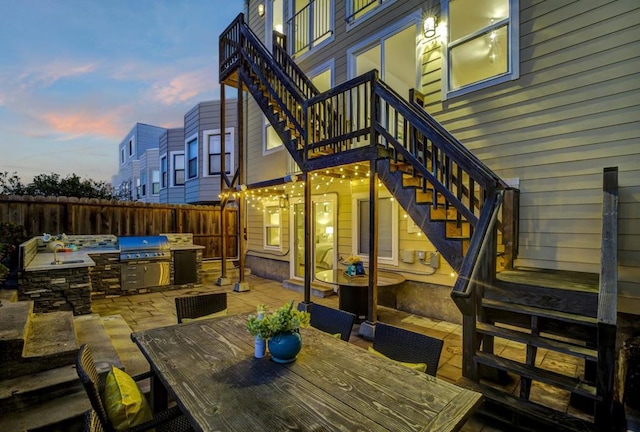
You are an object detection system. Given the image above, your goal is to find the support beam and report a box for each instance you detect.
[303,174,312,304]
[234,80,249,292]
[218,84,231,287]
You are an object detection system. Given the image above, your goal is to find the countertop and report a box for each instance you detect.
[169,244,205,250]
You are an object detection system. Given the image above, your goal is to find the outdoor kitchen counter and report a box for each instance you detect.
[24,248,120,272]
[168,244,205,250]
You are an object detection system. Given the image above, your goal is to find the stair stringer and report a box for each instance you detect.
[377,159,464,271]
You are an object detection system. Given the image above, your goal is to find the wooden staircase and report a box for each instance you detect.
[218,14,619,431]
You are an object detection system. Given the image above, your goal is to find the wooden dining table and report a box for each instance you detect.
[131,314,482,432]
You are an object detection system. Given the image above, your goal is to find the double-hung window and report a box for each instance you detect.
[128,138,134,157]
[120,148,125,165]
[264,203,282,250]
[151,170,160,194]
[187,136,198,179]
[443,0,519,98]
[160,156,168,188]
[204,129,234,176]
[351,192,398,265]
[173,153,185,186]
[140,172,147,197]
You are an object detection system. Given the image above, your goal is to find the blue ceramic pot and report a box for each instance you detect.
[268,331,302,363]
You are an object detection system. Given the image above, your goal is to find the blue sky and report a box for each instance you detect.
[0,0,244,183]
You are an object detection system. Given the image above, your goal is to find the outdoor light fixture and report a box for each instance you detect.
[258,3,265,17]
[423,15,437,38]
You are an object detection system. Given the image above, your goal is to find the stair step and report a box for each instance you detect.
[458,378,595,432]
[476,322,598,362]
[23,311,78,358]
[0,289,18,302]
[0,389,88,432]
[482,298,598,327]
[282,279,336,298]
[0,364,81,413]
[100,315,149,377]
[0,300,32,344]
[474,351,598,400]
[74,314,124,375]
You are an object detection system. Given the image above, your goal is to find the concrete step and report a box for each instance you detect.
[0,288,18,302]
[74,314,124,375]
[100,314,149,377]
[0,301,32,366]
[0,388,88,432]
[282,278,336,298]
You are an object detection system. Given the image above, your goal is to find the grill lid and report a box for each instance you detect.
[118,236,170,261]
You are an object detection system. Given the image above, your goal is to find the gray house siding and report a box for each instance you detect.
[160,128,185,204]
[184,100,239,204]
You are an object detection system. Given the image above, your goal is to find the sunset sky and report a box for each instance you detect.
[0,0,244,183]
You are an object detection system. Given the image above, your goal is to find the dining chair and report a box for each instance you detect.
[75,344,193,432]
[307,303,356,342]
[83,409,104,432]
[372,322,444,376]
[175,292,227,324]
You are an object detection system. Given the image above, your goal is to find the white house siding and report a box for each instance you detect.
[419,0,640,312]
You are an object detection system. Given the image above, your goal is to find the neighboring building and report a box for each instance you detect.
[183,100,238,204]
[159,128,186,204]
[112,123,166,202]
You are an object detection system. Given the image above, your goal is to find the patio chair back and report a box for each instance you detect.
[76,344,113,432]
[175,292,227,323]
[83,409,105,432]
[373,322,444,376]
[308,303,356,341]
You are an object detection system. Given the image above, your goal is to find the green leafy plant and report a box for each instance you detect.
[246,301,310,340]
[0,222,28,271]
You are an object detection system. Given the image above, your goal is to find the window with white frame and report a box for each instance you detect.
[151,170,160,194]
[140,172,147,196]
[186,136,198,179]
[351,192,398,265]
[289,0,333,56]
[264,203,282,249]
[160,156,168,188]
[128,138,134,157]
[135,178,141,199]
[443,0,519,98]
[204,128,234,176]
[120,148,125,165]
[264,118,284,154]
[173,153,185,186]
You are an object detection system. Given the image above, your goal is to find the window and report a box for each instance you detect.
[120,148,125,164]
[346,0,395,24]
[160,156,168,188]
[289,0,333,56]
[204,129,234,176]
[151,170,160,194]
[140,172,147,197]
[264,203,282,249]
[173,153,185,186]
[443,0,519,98]
[187,136,198,179]
[351,192,398,265]
[135,178,141,199]
[264,119,283,154]
[128,138,134,156]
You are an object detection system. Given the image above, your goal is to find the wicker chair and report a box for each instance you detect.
[306,303,356,342]
[76,344,193,432]
[372,322,444,376]
[175,292,227,324]
[83,409,105,432]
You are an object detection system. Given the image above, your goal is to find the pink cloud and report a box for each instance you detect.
[18,61,98,89]
[151,68,217,105]
[42,109,126,139]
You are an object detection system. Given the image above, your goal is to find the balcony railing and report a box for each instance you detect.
[288,0,332,56]
[346,0,386,23]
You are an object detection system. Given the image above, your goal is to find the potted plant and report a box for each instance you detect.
[246,301,310,363]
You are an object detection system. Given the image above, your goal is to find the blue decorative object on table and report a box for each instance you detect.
[354,261,365,275]
[268,331,302,363]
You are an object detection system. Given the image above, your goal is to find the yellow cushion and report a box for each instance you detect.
[182,309,228,322]
[104,367,152,430]
[368,347,427,373]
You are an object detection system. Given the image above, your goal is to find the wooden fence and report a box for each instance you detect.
[0,195,238,259]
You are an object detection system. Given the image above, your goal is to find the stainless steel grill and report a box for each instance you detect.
[118,235,170,262]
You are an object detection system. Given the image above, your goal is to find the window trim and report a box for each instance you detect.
[185,133,198,180]
[160,154,168,189]
[351,191,398,266]
[203,128,235,177]
[263,201,283,251]
[170,151,185,187]
[151,170,160,195]
[441,0,520,100]
[120,147,126,165]
[140,171,147,197]
[128,136,135,158]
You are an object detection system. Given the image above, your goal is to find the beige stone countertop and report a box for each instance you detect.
[169,244,205,250]
[25,248,119,272]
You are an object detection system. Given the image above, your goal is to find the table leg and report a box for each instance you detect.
[150,372,168,414]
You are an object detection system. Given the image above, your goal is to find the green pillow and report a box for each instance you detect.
[104,366,152,430]
[182,309,228,322]
[367,347,427,373]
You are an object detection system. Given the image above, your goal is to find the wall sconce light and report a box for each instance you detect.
[279,196,288,208]
[257,3,265,17]
[423,15,437,38]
